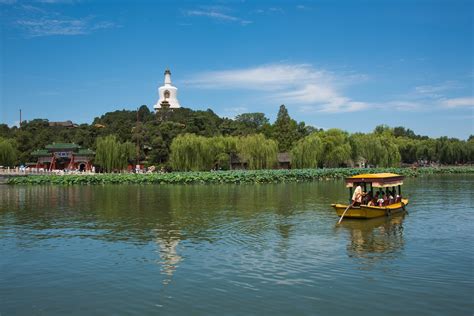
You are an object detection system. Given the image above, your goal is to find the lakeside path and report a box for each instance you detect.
[5,167,474,185]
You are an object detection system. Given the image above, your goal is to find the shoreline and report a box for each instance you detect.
[4,166,474,185]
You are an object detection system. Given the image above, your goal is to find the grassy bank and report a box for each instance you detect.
[6,167,474,185]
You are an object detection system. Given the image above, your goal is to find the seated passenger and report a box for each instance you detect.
[388,192,394,204]
[383,193,389,206]
[362,192,372,205]
[377,195,385,207]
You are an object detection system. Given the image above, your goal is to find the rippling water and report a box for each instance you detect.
[1,174,473,315]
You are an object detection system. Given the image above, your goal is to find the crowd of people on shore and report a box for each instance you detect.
[352,185,402,207]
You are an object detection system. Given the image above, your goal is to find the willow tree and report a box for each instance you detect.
[318,129,352,167]
[120,141,136,169]
[0,138,17,167]
[213,136,238,170]
[351,133,400,167]
[237,134,277,169]
[170,134,215,171]
[291,133,323,168]
[95,135,134,172]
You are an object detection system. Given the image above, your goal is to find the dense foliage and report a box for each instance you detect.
[95,135,135,172]
[7,167,474,185]
[0,137,17,167]
[1,105,472,171]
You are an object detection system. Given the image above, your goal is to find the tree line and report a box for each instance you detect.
[0,104,472,170]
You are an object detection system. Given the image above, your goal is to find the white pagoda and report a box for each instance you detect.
[154,68,181,110]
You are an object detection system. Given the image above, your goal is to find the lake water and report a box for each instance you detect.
[1,174,473,315]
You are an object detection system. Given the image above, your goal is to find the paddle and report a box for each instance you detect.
[337,201,354,224]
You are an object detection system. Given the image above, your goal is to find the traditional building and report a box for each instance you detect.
[48,120,78,128]
[154,68,181,110]
[31,143,94,171]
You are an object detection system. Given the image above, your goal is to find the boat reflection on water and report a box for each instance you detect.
[339,214,406,264]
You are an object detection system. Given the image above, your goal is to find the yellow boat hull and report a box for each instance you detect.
[331,199,409,219]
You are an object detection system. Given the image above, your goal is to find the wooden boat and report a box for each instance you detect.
[331,173,409,219]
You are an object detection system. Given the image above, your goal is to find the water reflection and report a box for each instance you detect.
[339,214,405,264]
[154,229,182,285]
[1,175,474,315]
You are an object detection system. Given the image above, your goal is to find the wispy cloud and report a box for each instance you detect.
[296,5,311,10]
[184,7,252,25]
[5,1,117,37]
[186,64,369,113]
[414,81,462,98]
[382,81,472,111]
[440,97,474,108]
[16,15,116,37]
[219,106,249,118]
[35,0,77,3]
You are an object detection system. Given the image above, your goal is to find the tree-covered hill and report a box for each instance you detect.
[0,104,472,169]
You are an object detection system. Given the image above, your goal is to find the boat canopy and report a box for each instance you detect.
[345,173,404,188]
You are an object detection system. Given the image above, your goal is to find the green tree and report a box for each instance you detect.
[319,129,352,167]
[351,133,400,167]
[95,135,134,172]
[291,133,323,168]
[0,138,17,166]
[273,105,299,152]
[169,134,216,171]
[237,134,278,169]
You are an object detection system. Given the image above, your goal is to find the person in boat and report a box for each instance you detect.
[377,193,385,207]
[383,192,390,205]
[362,192,372,205]
[388,191,395,204]
[352,185,363,206]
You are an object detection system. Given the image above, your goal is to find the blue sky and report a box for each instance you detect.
[1,0,473,139]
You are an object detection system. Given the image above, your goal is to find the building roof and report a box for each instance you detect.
[48,120,78,128]
[77,149,95,155]
[45,143,80,149]
[277,153,291,163]
[31,149,50,156]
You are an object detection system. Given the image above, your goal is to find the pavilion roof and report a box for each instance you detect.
[277,153,291,163]
[45,143,80,149]
[31,149,50,156]
[77,149,95,156]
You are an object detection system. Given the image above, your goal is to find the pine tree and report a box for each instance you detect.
[273,105,299,152]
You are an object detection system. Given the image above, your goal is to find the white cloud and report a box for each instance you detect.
[186,64,368,113]
[16,15,116,37]
[35,0,76,3]
[219,106,248,118]
[414,81,462,98]
[385,80,470,111]
[185,8,252,25]
[296,5,311,10]
[187,64,328,89]
[441,97,474,108]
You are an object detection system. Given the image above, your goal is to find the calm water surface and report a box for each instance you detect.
[1,174,473,315]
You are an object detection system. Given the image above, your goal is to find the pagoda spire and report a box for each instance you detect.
[164,68,172,85]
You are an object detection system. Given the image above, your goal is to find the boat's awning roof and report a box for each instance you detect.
[345,173,404,188]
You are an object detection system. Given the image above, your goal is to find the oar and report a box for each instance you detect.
[337,201,354,224]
